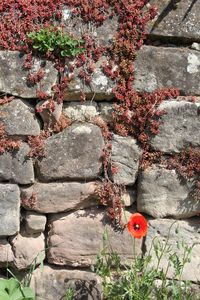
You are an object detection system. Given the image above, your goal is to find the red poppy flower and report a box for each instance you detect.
[127,213,148,239]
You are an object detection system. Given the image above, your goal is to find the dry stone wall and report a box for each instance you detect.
[0,1,200,299]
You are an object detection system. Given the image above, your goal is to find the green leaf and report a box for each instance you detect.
[0,290,10,300]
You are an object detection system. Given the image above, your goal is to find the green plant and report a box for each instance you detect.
[0,278,35,300]
[64,287,75,300]
[93,221,198,300]
[27,27,84,57]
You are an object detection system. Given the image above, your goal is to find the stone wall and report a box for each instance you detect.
[0,1,200,299]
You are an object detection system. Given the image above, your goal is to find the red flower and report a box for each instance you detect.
[127,213,147,239]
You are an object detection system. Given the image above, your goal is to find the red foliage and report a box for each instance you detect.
[0,123,21,154]
[97,181,125,229]
[27,130,50,159]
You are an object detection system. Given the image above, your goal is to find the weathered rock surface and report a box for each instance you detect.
[148,0,200,42]
[10,232,45,270]
[31,265,102,300]
[0,184,20,236]
[99,102,114,122]
[0,99,40,136]
[0,51,58,98]
[134,46,200,95]
[0,143,34,184]
[137,165,199,219]
[145,218,200,283]
[150,100,200,153]
[25,212,47,234]
[63,46,200,98]
[111,135,141,185]
[36,123,104,181]
[63,102,98,122]
[0,239,14,266]
[64,58,114,101]
[47,208,142,267]
[21,182,99,213]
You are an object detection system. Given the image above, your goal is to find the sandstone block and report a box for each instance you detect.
[47,208,142,267]
[36,123,104,181]
[137,165,199,219]
[0,239,14,267]
[150,101,200,153]
[0,51,58,98]
[111,134,141,185]
[148,0,200,42]
[31,265,102,300]
[10,232,45,270]
[0,184,20,236]
[0,99,40,136]
[25,212,47,234]
[134,46,200,95]
[145,218,200,283]
[21,182,99,213]
[0,143,34,184]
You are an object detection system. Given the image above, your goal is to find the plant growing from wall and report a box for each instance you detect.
[93,215,198,300]
[0,278,35,300]
[27,27,84,58]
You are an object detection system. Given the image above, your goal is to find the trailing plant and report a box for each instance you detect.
[27,27,84,58]
[93,215,198,300]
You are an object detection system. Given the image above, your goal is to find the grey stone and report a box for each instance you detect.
[10,232,45,270]
[145,218,200,283]
[31,265,102,300]
[134,46,200,95]
[0,143,34,184]
[62,8,117,46]
[137,165,199,219]
[0,99,40,136]
[0,184,20,236]
[121,189,136,207]
[150,100,200,153]
[63,102,98,122]
[148,0,200,42]
[111,134,141,185]
[25,212,47,234]
[36,123,104,181]
[64,58,114,101]
[21,182,99,213]
[0,239,14,266]
[99,102,114,123]
[47,208,142,267]
[0,51,58,98]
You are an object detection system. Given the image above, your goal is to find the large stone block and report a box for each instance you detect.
[0,51,58,98]
[31,265,102,300]
[137,165,199,219]
[111,135,141,186]
[145,218,200,283]
[0,99,40,136]
[21,182,99,213]
[134,46,200,95]
[0,184,20,236]
[150,100,200,153]
[0,239,14,267]
[10,232,45,270]
[148,0,200,42]
[36,123,104,181]
[47,208,142,267]
[0,143,34,184]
